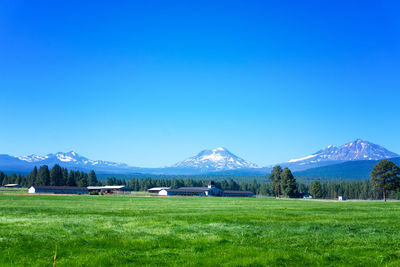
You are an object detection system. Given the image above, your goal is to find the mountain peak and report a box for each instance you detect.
[172,147,258,171]
[285,139,399,171]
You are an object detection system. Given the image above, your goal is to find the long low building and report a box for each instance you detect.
[87,185,130,194]
[159,181,254,197]
[28,186,89,194]
[3,184,22,188]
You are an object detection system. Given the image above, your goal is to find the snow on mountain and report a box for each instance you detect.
[2,141,399,175]
[17,155,49,162]
[172,147,259,171]
[16,151,130,169]
[284,139,399,171]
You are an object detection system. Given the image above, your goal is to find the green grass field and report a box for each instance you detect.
[1,195,400,266]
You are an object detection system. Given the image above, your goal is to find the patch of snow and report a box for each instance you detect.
[287,154,317,163]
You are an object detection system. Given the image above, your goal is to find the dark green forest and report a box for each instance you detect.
[1,164,400,200]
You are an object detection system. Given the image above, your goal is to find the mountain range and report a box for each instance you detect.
[0,139,398,178]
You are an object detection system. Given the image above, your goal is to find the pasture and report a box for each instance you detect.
[0,195,400,266]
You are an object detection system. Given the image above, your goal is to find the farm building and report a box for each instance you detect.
[147,187,171,193]
[3,184,22,188]
[159,181,223,196]
[87,185,131,194]
[159,181,254,197]
[28,186,89,194]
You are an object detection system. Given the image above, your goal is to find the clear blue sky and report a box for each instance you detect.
[1,0,399,167]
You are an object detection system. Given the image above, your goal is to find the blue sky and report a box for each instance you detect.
[1,0,399,167]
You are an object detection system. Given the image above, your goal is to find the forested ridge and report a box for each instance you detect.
[1,164,400,200]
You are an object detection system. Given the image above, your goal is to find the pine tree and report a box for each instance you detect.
[280,168,298,198]
[66,171,77,186]
[8,173,17,184]
[269,165,282,197]
[2,175,9,186]
[370,160,400,202]
[251,178,258,194]
[77,173,88,187]
[88,170,98,186]
[311,181,323,199]
[37,166,50,186]
[50,165,63,186]
[134,178,140,191]
[61,168,68,186]
[0,171,6,186]
[27,166,38,186]
[228,179,239,190]
[16,174,23,185]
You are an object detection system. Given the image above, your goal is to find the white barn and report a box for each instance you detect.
[28,186,89,194]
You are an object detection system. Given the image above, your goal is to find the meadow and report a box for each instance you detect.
[1,195,400,266]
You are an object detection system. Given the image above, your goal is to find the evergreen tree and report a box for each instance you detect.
[251,178,258,194]
[77,172,88,187]
[50,164,63,186]
[16,174,23,185]
[228,179,240,190]
[88,170,98,186]
[61,168,68,186]
[0,171,5,186]
[2,175,9,186]
[269,165,282,197]
[66,171,77,186]
[8,173,17,184]
[311,181,323,199]
[36,166,50,185]
[134,178,140,191]
[27,166,38,186]
[220,180,229,190]
[280,168,298,198]
[370,160,400,202]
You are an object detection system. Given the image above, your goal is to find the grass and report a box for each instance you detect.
[1,195,400,266]
[0,187,29,195]
[0,187,27,191]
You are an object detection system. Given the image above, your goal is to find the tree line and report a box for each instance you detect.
[268,159,400,200]
[1,160,400,200]
[0,165,99,187]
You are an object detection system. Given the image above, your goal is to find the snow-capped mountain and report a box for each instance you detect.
[171,147,258,172]
[283,139,399,171]
[0,151,136,173]
[0,141,398,176]
[17,151,130,168]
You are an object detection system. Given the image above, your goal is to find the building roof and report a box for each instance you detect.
[87,185,129,190]
[223,190,254,194]
[165,187,211,193]
[31,186,88,191]
[4,184,20,187]
[148,187,170,191]
[102,185,128,189]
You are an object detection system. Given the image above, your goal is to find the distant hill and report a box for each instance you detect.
[294,157,400,179]
[0,140,398,177]
[280,139,399,171]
